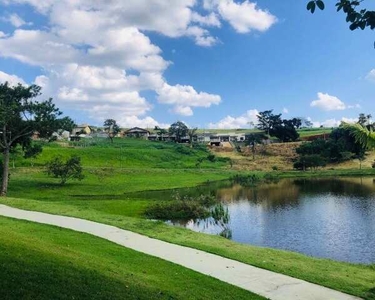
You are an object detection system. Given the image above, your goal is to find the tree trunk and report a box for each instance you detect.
[1,147,10,197]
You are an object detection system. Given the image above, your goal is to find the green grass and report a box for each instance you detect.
[2,138,375,299]
[1,197,374,300]
[15,138,228,169]
[0,216,263,300]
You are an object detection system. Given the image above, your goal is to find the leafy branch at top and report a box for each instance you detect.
[307,0,375,31]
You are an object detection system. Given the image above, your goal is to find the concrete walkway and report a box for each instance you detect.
[0,204,360,300]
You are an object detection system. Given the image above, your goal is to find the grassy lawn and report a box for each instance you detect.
[0,216,263,300]
[1,197,374,300]
[1,138,375,299]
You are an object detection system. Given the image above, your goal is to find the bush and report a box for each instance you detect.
[46,155,85,185]
[272,165,278,171]
[293,154,327,171]
[145,201,209,220]
[372,161,375,169]
[207,154,216,162]
[230,174,260,186]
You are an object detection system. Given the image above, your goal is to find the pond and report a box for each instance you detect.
[133,177,375,264]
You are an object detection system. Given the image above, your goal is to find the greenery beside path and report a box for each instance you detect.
[1,197,374,300]
[0,216,263,300]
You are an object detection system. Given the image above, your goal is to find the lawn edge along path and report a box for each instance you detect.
[0,205,360,300]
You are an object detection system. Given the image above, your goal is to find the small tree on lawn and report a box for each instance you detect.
[46,155,84,185]
[104,119,120,143]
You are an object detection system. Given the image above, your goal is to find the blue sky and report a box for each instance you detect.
[0,0,374,129]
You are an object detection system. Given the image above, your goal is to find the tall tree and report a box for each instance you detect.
[103,119,120,143]
[256,110,282,135]
[307,1,375,32]
[169,121,188,143]
[0,82,62,196]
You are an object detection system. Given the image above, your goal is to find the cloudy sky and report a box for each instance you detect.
[0,0,374,129]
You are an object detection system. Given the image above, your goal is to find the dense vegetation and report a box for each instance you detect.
[294,127,366,170]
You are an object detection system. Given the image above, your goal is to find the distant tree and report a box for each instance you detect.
[187,127,198,148]
[46,155,84,185]
[358,113,368,126]
[154,126,168,140]
[245,133,268,160]
[294,154,327,171]
[0,82,62,196]
[103,119,120,143]
[256,110,282,135]
[169,121,188,143]
[307,1,375,32]
[57,116,76,132]
[270,119,301,142]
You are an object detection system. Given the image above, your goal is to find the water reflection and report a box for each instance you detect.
[160,177,375,264]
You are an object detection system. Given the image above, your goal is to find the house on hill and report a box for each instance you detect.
[124,127,150,138]
[71,124,92,136]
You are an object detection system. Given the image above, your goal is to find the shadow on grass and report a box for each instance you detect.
[365,287,375,300]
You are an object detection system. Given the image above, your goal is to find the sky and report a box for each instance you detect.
[0,0,374,129]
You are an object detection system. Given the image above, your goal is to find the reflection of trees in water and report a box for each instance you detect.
[293,177,375,198]
[217,182,302,210]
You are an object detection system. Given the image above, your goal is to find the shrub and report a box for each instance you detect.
[207,154,216,162]
[293,154,327,171]
[230,174,260,186]
[372,161,375,169]
[145,201,209,220]
[46,155,84,185]
[272,165,278,171]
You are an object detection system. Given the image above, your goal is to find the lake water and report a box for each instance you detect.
[138,177,375,264]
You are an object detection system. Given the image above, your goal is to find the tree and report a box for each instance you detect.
[256,110,282,135]
[245,133,268,160]
[342,122,375,149]
[103,119,120,143]
[270,119,300,142]
[307,1,375,32]
[187,127,198,148]
[169,121,188,143]
[154,126,168,141]
[56,116,76,132]
[46,155,84,185]
[0,82,62,196]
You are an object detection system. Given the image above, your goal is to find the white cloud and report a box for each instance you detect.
[0,70,26,85]
[2,13,32,27]
[157,83,221,116]
[208,109,259,129]
[205,0,277,33]
[0,0,275,125]
[365,69,375,82]
[310,92,346,111]
[282,107,289,114]
[310,117,357,128]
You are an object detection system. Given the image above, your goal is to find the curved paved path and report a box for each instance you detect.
[0,204,360,300]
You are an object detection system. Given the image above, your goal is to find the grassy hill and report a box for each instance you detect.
[1,137,375,299]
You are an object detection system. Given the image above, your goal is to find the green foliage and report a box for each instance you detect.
[169,121,188,142]
[56,116,76,132]
[145,201,210,220]
[307,0,375,32]
[207,153,216,162]
[230,174,260,186]
[23,143,43,159]
[256,110,300,142]
[342,122,375,149]
[46,155,84,185]
[293,154,327,171]
[103,119,121,142]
